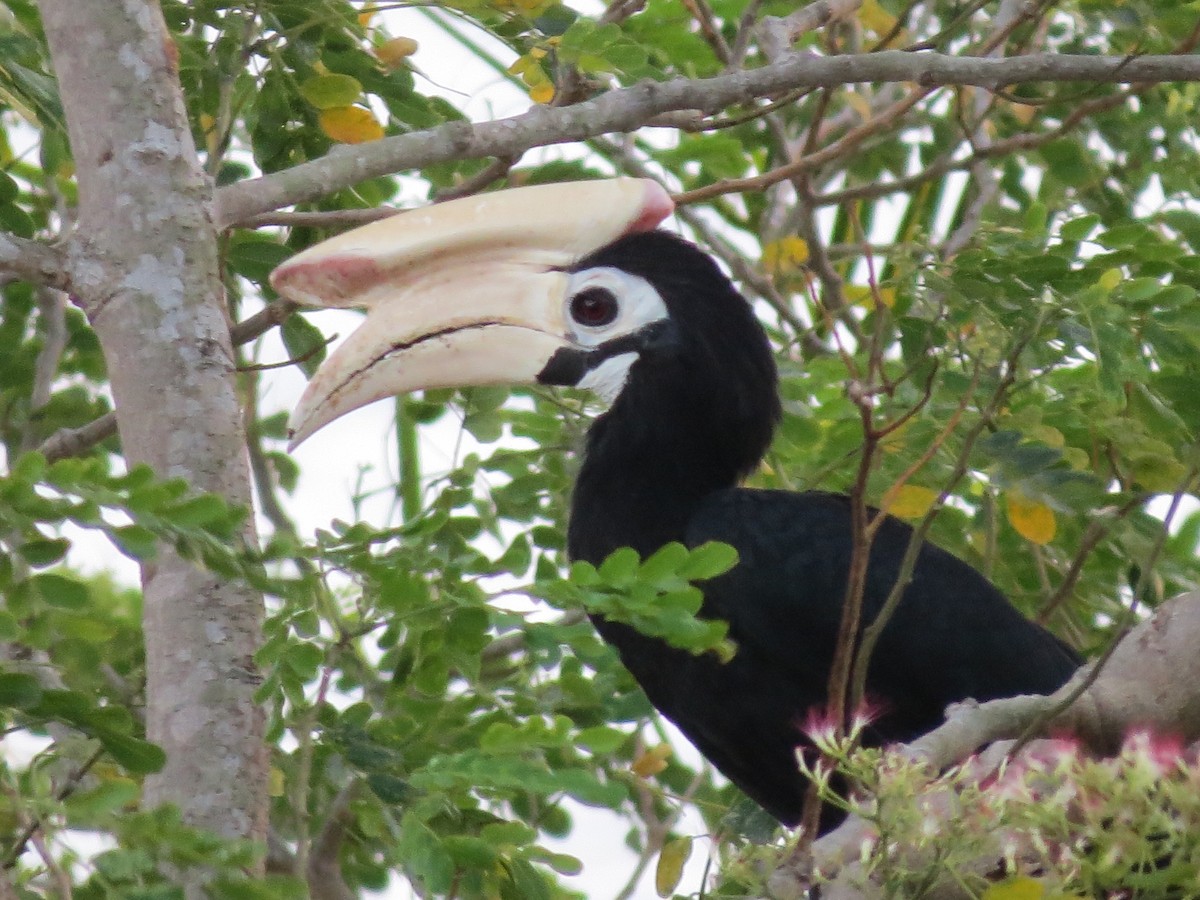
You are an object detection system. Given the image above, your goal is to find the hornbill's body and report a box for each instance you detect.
[275,179,1081,826]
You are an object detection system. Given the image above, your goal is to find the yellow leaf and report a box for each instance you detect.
[1005,98,1037,125]
[358,3,377,26]
[655,836,693,898]
[268,767,286,797]
[1006,494,1056,545]
[982,877,1046,900]
[880,419,908,454]
[1098,267,1123,291]
[1026,424,1065,448]
[859,0,898,34]
[375,36,419,69]
[529,81,555,104]
[319,106,385,143]
[199,112,219,157]
[883,484,936,520]
[762,236,809,274]
[632,743,672,777]
[845,283,895,309]
[845,91,872,122]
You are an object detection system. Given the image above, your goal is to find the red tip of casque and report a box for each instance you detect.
[270,255,385,307]
[625,180,675,235]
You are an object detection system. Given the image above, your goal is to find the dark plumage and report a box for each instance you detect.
[564,231,1080,826]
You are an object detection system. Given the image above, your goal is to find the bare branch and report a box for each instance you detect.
[759,0,862,62]
[215,52,1200,226]
[433,155,519,201]
[239,208,400,229]
[0,233,69,291]
[20,289,69,453]
[38,413,118,463]
[307,783,359,900]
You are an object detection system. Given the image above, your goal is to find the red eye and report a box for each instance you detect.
[569,287,619,328]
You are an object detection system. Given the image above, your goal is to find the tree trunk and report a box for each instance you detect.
[38,0,267,882]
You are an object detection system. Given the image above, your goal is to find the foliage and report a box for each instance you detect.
[780,722,1200,899]
[1,0,1199,896]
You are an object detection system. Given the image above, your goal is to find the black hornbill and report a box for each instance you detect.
[275,178,1080,826]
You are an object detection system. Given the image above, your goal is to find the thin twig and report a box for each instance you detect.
[434,156,519,201]
[306,781,359,900]
[239,208,401,229]
[675,87,932,205]
[1036,494,1147,625]
[3,746,105,870]
[21,289,69,453]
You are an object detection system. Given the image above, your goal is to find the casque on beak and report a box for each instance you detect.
[272,178,674,449]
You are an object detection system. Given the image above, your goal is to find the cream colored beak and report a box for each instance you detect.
[271,178,674,448]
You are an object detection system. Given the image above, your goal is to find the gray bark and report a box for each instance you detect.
[37,0,267,884]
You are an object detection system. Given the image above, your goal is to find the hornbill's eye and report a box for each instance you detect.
[569,287,620,328]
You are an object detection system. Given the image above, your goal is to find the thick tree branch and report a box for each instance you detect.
[215,52,1200,226]
[0,232,69,291]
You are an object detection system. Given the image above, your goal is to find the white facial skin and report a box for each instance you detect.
[563,266,669,402]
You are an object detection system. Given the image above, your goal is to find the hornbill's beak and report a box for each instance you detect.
[273,178,674,449]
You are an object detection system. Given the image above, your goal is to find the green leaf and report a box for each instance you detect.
[30,573,89,609]
[366,773,416,804]
[163,494,230,528]
[0,672,43,708]
[677,542,739,580]
[501,857,551,900]
[1059,213,1099,242]
[11,451,47,483]
[397,819,454,894]
[282,641,323,679]
[599,547,639,586]
[639,542,689,585]
[98,730,166,774]
[442,835,499,868]
[64,778,140,821]
[299,73,363,110]
[18,537,70,567]
[481,821,536,846]
[281,315,328,378]
[111,525,158,559]
[227,237,291,282]
[575,725,627,753]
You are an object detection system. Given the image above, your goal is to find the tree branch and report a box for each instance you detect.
[37,299,299,463]
[0,232,69,291]
[796,590,1200,898]
[215,52,1200,226]
[306,782,359,900]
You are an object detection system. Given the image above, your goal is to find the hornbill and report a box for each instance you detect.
[275,178,1080,826]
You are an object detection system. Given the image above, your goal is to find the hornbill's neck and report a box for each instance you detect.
[565,239,781,564]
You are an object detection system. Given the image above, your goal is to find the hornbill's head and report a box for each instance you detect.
[275,178,778,463]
